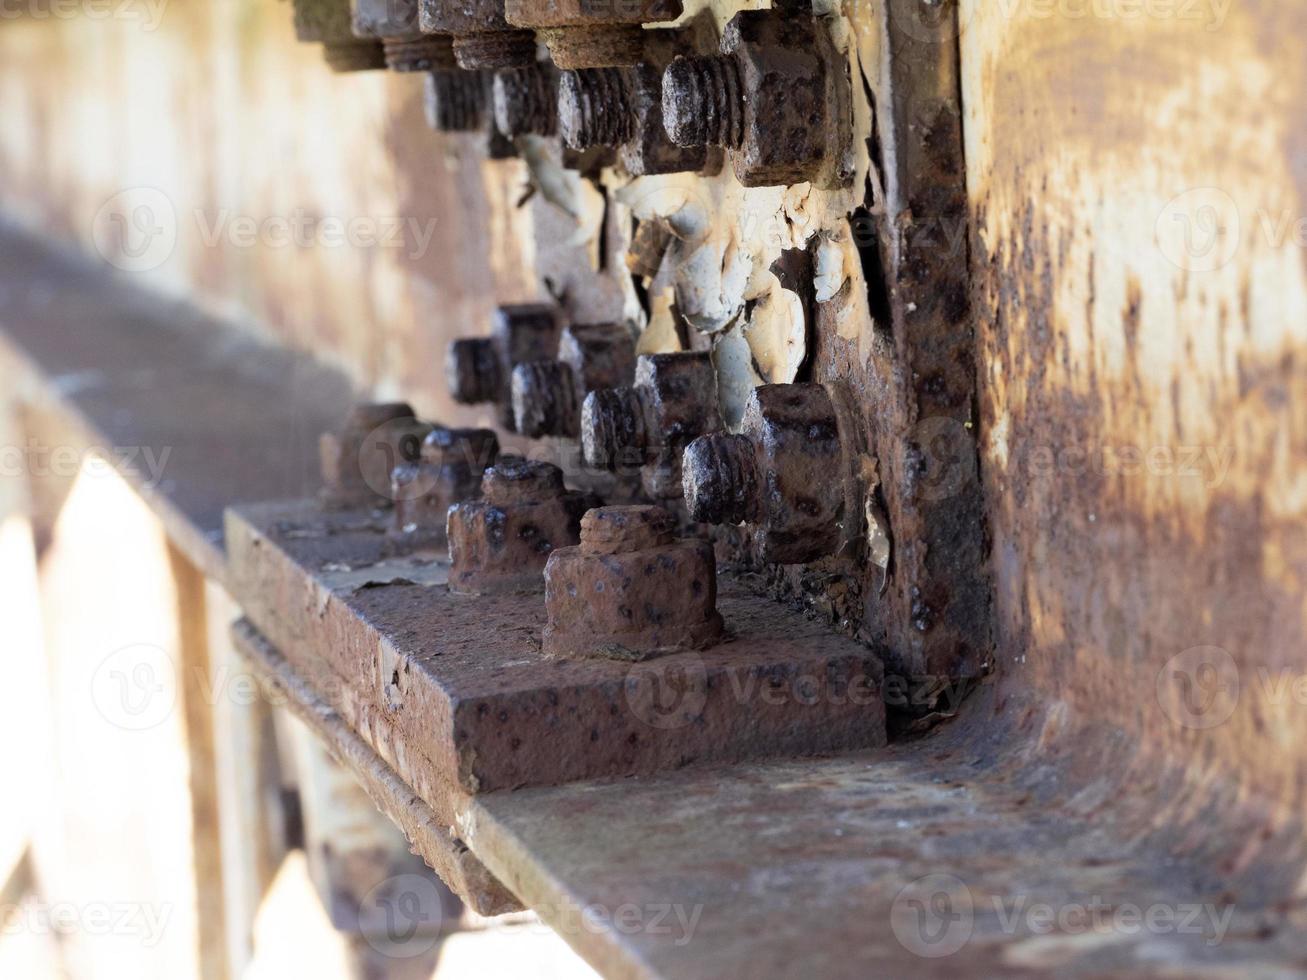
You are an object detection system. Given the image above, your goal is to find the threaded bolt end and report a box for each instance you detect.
[662,55,743,148]
[382,36,458,72]
[322,39,387,73]
[421,427,500,469]
[539,24,643,70]
[581,387,646,470]
[483,458,566,505]
[424,69,485,131]
[682,433,759,525]
[580,505,676,555]
[494,65,558,137]
[512,361,580,439]
[453,29,538,70]
[558,68,634,150]
[446,338,502,404]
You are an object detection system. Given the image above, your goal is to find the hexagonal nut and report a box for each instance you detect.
[392,428,500,539]
[542,506,724,661]
[503,0,682,29]
[724,11,827,187]
[320,403,431,508]
[617,64,709,177]
[419,0,510,35]
[447,459,594,594]
[742,383,844,562]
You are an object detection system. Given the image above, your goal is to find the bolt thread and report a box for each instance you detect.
[559,68,634,150]
[453,29,538,70]
[581,505,675,555]
[539,24,644,70]
[581,386,646,470]
[494,65,558,137]
[682,432,759,526]
[424,69,485,131]
[322,39,387,73]
[661,55,743,148]
[512,361,580,439]
[446,338,502,404]
[382,36,458,72]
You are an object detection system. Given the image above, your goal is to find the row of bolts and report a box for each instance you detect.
[322,304,867,661]
[295,0,846,187]
[300,0,859,658]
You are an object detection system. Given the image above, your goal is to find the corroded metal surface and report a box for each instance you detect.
[957,0,1307,818]
[543,505,724,660]
[231,620,520,916]
[226,497,886,794]
[447,458,594,594]
[468,696,1307,978]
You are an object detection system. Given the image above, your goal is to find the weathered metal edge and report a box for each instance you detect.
[230,618,521,917]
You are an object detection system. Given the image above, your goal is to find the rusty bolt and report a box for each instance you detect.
[683,383,867,564]
[446,304,561,430]
[352,0,458,71]
[295,0,387,71]
[424,68,488,131]
[447,459,597,594]
[558,62,708,177]
[419,0,537,70]
[493,63,559,137]
[511,322,636,439]
[320,403,434,508]
[662,8,849,187]
[542,505,723,660]
[392,427,500,540]
[582,351,721,499]
[504,0,680,69]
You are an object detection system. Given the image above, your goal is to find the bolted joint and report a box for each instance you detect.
[581,386,646,470]
[493,64,559,137]
[512,361,578,439]
[424,69,486,131]
[579,504,674,555]
[452,29,538,70]
[661,55,743,149]
[446,304,562,431]
[512,323,636,439]
[682,433,760,527]
[447,459,596,595]
[583,351,721,499]
[382,36,460,72]
[482,456,565,504]
[320,402,433,509]
[537,23,644,70]
[446,338,502,404]
[683,383,867,564]
[392,427,500,539]
[542,504,724,661]
[558,68,634,150]
[322,38,387,71]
